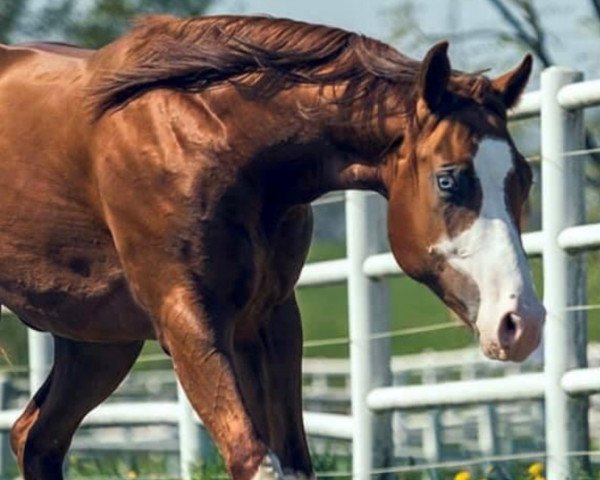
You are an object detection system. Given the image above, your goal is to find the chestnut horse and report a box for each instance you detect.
[0,15,545,480]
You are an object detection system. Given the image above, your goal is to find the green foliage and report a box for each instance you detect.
[34,0,213,48]
[0,312,28,367]
[68,450,179,479]
[190,456,228,480]
[64,447,351,479]
[309,447,351,478]
[0,0,214,48]
[59,453,600,480]
[0,0,26,43]
[585,250,600,340]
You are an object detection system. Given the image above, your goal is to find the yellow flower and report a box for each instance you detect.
[126,471,137,480]
[528,463,544,478]
[455,470,472,480]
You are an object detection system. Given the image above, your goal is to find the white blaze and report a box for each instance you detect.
[433,138,539,345]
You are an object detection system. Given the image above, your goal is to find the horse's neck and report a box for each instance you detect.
[238,88,397,203]
[252,136,387,206]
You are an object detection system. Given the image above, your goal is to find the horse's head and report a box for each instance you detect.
[386,42,545,362]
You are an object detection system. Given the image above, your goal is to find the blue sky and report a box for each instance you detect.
[209,0,396,40]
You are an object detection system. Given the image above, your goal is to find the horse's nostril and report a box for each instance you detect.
[505,315,516,335]
[482,308,543,362]
[499,312,520,348]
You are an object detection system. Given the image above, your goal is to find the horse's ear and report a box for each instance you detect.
[491,54,533,109]
[418,41,451,111]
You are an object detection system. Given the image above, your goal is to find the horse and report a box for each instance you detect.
[0,14,545,480]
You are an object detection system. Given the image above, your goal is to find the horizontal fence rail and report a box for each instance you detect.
[0,404,356,440]
[296,225,600,284]
[367,373,546,411]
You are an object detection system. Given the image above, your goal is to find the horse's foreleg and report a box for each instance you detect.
[157,289,285,480]
[264,297,314,479]
[10,336,143,480]
[235,296,314,479]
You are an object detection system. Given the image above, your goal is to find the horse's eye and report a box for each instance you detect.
[436,172,456,192]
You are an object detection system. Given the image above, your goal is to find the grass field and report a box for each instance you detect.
[298,241,472,358]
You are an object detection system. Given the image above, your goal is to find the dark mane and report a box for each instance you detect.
[92,15,423,120]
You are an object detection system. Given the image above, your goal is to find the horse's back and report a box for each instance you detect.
[17,41,94,59]
[0,42,90,76]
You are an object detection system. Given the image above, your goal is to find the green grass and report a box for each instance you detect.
[63,453,597,480]
[0,310,28,366]
[300,241,476,358]
[299,242,600,359]
[63,448,351,479]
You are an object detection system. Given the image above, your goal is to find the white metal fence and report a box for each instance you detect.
[1,65,600,479]
[300,65,600,480]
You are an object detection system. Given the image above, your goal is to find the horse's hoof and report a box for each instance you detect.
[252,451,285,480]
[284,472,316,480]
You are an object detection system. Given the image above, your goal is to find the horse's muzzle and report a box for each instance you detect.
[479,299,546,362]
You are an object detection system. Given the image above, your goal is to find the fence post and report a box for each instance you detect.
[177,381,217,479]
[178,382,200,479]
[541,66,588,480]
[422,367,441,480]
[346,191,393,480]
[27,330,53,394]
[462,364,500,470]
[0,375,9,479]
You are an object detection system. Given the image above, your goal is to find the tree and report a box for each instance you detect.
[34,0,214,48]
[0,0,27,44]
[1,0,214,49]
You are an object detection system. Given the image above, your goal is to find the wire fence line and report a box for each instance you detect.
[0,303,597,372]
[306,302,600,349]
[303,322,461,349]
[524,145,600,163]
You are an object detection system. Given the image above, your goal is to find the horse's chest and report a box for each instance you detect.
[227,206,313,321]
